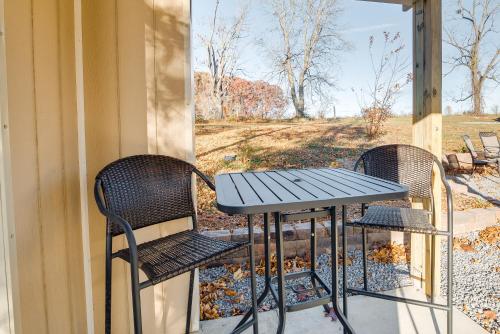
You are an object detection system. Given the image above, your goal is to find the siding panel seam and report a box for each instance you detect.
[30,0,49,331]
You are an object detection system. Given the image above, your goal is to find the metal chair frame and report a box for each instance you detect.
[479,131,500,159]
[343,145,454,334]
[94,155,259,334]
[463,134,494,174]
[479,132,500,174]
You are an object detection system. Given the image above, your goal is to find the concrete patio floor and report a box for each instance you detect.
[199,286,487,334]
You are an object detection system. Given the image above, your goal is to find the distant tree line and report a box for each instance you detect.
[195,72,288,120]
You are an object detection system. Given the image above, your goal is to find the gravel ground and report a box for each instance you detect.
[200,251,412,316]
[201,232,500,333]
[453,174,500,205]
[441,231,500,333]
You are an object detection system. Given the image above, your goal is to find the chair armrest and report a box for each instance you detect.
[194,167,216,191]
[106,212,139,251]
[434,157,453,233]
[94,180,139,255]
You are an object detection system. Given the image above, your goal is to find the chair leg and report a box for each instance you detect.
[129,259,143,334]
[342,206,348,334]
[362,228,368,291]
[105,233,112,334]
[447,233,453,334]
[430,235,435,304]
[248,214,259,334]
[185,269,195,334]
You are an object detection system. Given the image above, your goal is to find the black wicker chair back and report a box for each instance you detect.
[354,144,434,199]
[96,155,196,236]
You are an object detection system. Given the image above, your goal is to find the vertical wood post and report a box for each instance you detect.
[411,0,443,297]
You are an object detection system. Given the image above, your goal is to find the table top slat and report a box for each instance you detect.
[215,168,408,214]
[309,168,394,194]
[317,168,399,193]
[329,168,403,190]
[229,173,263,205]
[251,172,307,202]
[215,174,245,207]
[263,171,320,200]
[294,169,367,196]
[273,170,336,199]
[241,173,282,204]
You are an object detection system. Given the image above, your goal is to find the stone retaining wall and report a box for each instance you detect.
[202,207,499,264]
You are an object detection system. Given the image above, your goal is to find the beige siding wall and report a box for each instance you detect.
[2,0,87,333]
[1,0,195,333]
[82,0,195,333]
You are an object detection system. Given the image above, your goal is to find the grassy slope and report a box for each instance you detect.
[195,115,499,227]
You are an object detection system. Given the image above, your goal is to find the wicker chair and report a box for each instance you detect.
[463,135,493,174]
[94,155,258,334]
[345,145,454,334]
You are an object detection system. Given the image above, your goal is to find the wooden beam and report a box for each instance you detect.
[411,0,442,297]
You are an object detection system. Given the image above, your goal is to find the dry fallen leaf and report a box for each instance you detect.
[454,237,476,252]
[255,254,312,276]
[231,307,244,316]
[460,244,475,252]
[233,268,244,281]
[225,289,238,297]
[478,226,500,245]
[200,302,220,320]
[483,309,497,321]
[368,242,409,264]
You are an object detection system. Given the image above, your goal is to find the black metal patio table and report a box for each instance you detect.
[215,167,409,334]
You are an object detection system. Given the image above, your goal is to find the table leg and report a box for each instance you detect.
[248,214,259,334]
[310,208,330,313]
[361,204,368,291]
[263,213,272,294]
[232,213,272,333]
[329,206,356,334]
[342,205,348,334]
[274,212,287,334]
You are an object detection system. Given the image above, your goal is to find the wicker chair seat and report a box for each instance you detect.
[115,230,247,285]
[348,206,437,234]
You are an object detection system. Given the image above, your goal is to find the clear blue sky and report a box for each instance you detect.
[192,0,500,117]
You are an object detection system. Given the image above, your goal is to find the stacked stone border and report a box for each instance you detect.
[201,207,500,264]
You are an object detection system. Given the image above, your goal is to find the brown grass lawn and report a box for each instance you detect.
[195,115,499,230]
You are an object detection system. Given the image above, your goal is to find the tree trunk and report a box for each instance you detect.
[291,84,306,118]
[470,54,484,115]
[471,73,483,115]
[290,89,305,118]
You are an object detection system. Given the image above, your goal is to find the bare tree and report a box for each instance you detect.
[267,0,345,118]
[492,104,499,114]
[354,32,411,138]
[199,0,248,119]
[445,0,499,115]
